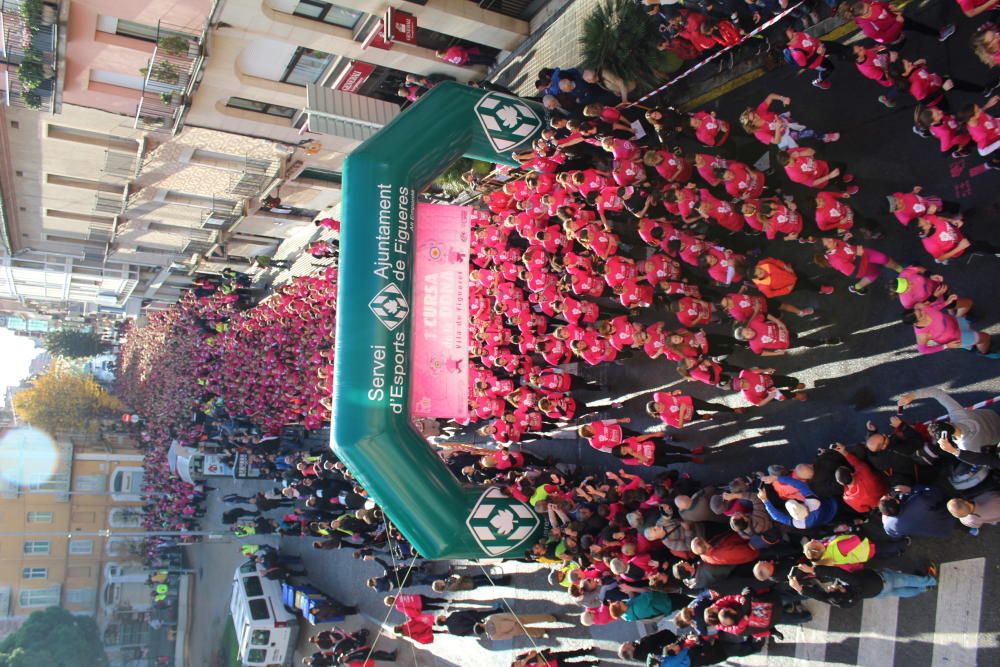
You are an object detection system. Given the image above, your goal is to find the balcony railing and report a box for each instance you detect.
[201,199,243,232]
[0,1,59,111]
[134,21,205,134]
[476,0,537,20]
[228,155,280,198]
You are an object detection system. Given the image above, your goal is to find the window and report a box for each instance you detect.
[47,124,139,152]
[248,598,270,621]
[23,541,50,556]
[73,474,107,492]
[251,630,270,646]
[239,561,257,575]
[27,473,69,492]
[110,467,144,500]
[22,568,47,580]
[96,16,192,45]
[226,97,297,119]
[108,507,142,528]
[26,511,53,523]
[243,576,264,598]
[18,586,60,608]
[292,1,363,28]
[247,648,267,664]
[281,47,333,86]
[90,69,146,92]
[46,174,125,194]
[69,540,94,556]
[65,587,96,608]
[299,167,342,184]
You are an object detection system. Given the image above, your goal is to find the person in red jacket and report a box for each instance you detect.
[393,612,442,644]
[706,590,785,640]
[691,533,759,566]
[831,443,889,513]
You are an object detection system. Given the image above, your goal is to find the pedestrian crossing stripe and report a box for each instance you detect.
[735,557,988,667]
[473,93,542,154]
[465,487,540,556]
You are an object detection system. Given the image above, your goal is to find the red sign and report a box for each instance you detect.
[385,8,418,45]
[362,19,393,50]
[336,60,376,93]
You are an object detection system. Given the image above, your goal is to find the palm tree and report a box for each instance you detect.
[580,0,682,100]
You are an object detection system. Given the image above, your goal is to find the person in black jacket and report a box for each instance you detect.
[618,627,678,661]
[859,416,940,486]
[434,606,501,636]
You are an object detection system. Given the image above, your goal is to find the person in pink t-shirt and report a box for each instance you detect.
[817,237,902,295]
[739,93,840,149]
[890,266,972,317]
[735,314,840,356]
[906,299,991,354]
[610,434,703,467]
[957,97,1000,168]
[436,45,495,67]
[887,186,953,226]
[579,417,637,452]
[646,390,741,428]
[778,147,858,193]
[914,214,967,262]
[733,368,807,406]
[915,107,972,157]
[688,111,731,146]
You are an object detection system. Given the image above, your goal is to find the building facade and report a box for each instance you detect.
[1,0,555,318]
[0,427,156,664]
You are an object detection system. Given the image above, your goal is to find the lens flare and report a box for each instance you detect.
[0,427,60,487]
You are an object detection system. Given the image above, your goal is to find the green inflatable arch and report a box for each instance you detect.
[332,83,547,559]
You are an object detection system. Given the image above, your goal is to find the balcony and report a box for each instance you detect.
[0,0,60,111]
[228,155,280,198]
[134,21,205,134]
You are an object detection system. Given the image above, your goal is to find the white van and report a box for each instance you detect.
[230,559,299,667]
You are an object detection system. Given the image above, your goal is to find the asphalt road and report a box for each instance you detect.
[185,6,1000,667]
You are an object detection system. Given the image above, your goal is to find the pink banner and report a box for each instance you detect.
[409,203,471,419]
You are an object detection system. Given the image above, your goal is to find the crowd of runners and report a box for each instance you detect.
[110,0,1000,665]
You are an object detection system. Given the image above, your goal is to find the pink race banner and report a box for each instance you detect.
[409,203,471,419]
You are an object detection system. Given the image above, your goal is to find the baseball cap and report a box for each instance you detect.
[786,499,809,521]
[895,278,909,293]
[886,195,899,212]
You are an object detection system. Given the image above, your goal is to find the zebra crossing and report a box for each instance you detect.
[733,557,990,667]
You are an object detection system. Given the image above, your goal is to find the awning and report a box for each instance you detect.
[176,456,195,484]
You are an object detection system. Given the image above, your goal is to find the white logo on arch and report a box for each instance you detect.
[473,93,542,154]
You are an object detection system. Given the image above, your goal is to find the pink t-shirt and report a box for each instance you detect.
[784,149,829,186]
[746,314,790,354]
[897,266,935,309]
[725,293,767,323]
[652,391,694,428]
[815,191,854,232]
[587,420,624,452]
[920,216,964,259]
[738,369,776,405]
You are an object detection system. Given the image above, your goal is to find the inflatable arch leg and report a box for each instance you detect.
[332,83,546,559]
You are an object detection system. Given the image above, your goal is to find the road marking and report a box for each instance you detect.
[680,69,767,112]
[931,557,986,667]
[857,595,899,666]
[794,600,831,663]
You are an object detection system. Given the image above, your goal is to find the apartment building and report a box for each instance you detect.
[0,1,554,316]
[0,1,324,314]
[0,426,156,663]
